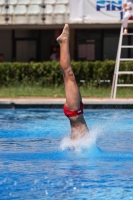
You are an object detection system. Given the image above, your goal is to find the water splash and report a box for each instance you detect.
[60,127,101,157]
[60,113,119,156]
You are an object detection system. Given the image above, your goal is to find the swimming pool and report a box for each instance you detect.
[0,109,133,200]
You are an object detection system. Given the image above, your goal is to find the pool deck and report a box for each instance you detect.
[0,98,133,109]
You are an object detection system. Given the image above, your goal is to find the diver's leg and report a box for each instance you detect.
[57,24,81,110]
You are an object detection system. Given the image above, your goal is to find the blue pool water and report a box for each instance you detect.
[0,109,133,200]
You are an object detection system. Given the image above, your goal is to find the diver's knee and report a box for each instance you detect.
[64,68,75,81]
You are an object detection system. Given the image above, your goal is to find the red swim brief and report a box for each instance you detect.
[63,102,84,118]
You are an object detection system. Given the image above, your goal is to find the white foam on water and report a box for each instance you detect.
[60,113,119,156]
[60,126,102,155]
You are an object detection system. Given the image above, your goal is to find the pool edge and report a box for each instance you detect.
[0,98,133,109]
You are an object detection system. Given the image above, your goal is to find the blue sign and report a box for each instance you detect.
[96,1,122,11]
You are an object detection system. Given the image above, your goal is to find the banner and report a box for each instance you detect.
[70,0,123,21]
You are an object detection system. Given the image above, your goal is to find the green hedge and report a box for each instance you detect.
[0,60,133,86]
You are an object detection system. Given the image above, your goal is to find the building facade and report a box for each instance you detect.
[0,0,133,62]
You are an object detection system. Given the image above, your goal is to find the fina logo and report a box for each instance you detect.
[96,0,122,11]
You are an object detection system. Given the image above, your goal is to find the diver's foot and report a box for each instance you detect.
[57,24,69,44]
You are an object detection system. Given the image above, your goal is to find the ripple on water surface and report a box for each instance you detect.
[0,109,133,199]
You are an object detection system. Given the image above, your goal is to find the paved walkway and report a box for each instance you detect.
[0,98,133,108]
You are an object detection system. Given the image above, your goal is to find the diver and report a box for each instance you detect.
[57,24,89,140]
